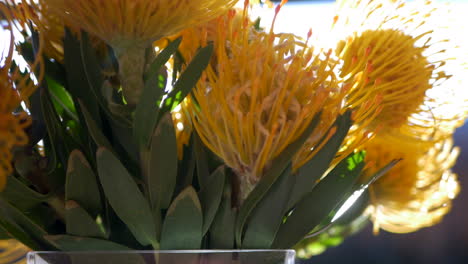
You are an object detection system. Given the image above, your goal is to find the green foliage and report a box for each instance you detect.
[2,26,399,254]
[160,187,203,249]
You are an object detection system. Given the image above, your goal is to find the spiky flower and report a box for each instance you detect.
[41,0,236,106]
[364,134,460,233]
[333,0,461,132]
[187,5,346,199]
[0,2,43,190]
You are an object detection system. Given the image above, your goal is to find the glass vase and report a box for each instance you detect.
[27,250,296,264]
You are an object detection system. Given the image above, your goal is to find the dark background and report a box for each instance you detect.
[266,0,468,263]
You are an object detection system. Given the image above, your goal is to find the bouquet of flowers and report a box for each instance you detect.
[0,0,466,262]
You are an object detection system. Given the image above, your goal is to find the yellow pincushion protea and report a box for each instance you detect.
[187,4,345,198]
[337,28,432,129]
[333,0,460,133]
[40,0,237,106]
[0,2,42,190]
[41,0,237,47]
[364,134,460,233]
[0,240,28,264]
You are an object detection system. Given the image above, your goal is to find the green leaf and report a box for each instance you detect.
[66,150,102,216]
[44,235,131,251]
[134,37,181,147]
[161,44,213,112]
[194,133,210,189]
[360,159,401,188]
[65,201,105,238]
[0,197,51,250]
[144,37,182,81]
[142,113,178,210]
[198,166,225,235]
[242,164,295,248]
[210,175,235,249]
[1,176,48,210]
[175,136,196,194]
[272,152,366,249]
[40,88,60,172]
[134,69,165,148]
[64,29,101,127]
[96,148,158,247]
[235,112,321,247]
[79,101,113,151]
[46,76,78,121]
[287,111,353,210]
[160,187,203,250]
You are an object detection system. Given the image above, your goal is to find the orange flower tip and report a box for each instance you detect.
[307,28,313,40]
[281,0,289,6]
[364,77,371,85]
[244,0,250,8]
[228,9,237,19]
[275,4,282,15]
[375,94,384,104]
[374,78,382,86]
[243,17,249,28]
[333,15,339,26]
[351,56,358,65]
[366,61,373,73]
[365,46,373,56]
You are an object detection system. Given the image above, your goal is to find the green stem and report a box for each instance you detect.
[114,45,147,107]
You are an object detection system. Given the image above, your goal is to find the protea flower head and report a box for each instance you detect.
[187,1,347,199]
[364,134,460,233]
[40,0,237,106]
[333,0,463,133]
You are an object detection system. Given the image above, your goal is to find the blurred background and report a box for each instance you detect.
[267,0,468,263]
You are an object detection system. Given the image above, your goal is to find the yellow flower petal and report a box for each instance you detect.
[187,7,343,186]
[365,134,460,233]
[42,0,237,47]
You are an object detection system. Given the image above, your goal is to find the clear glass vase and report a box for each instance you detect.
[27,250,296,264]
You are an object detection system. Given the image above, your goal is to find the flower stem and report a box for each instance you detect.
[114,44,147,107]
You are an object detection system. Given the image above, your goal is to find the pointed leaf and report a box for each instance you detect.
[287,111,353,210]
[242,164,295,248]
[160,187,202,249]
[134,66,165,147]
[144,37,182,81]
[194,133,210,189]
[210,175,235,249]
[64,29,101,126]
[144,113,178,210]
[235,112,321,246]
[162,44,213,112]
[272,152,366,249]
[97,148,157,247]
[79,101,113,150]
[65,201,105,238]
[1,176,48,210]
[198,166,225,235]
[0,198,51,250]
[361,159,401,188]
[66,150,102,216]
